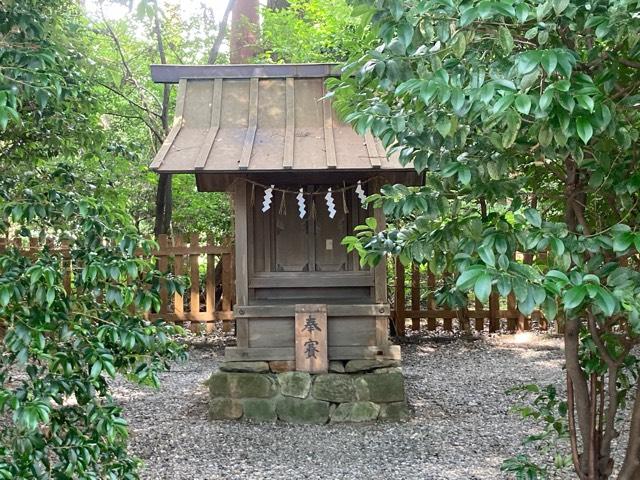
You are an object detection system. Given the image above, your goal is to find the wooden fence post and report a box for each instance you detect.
[474,298,484,331]
[489,291,500,332]
[189,233,200,333]
[427,270,437,330]
[394,257,405,336]
[411,264,420,331]
[173,235,184,315]
[157,234,169,314]
[205,238,216,333]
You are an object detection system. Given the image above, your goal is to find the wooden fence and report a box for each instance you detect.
[391,258,548,336]
[0,234,235,332]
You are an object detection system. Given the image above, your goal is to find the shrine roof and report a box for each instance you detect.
[148,64,413,176]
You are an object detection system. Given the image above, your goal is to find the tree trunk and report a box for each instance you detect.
[618,384,640,479]
[230,0,259,63]
[152,0,172,235]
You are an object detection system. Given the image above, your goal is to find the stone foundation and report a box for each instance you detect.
[207,359,410,424]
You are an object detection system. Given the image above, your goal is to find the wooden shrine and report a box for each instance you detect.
[150,63,419,371]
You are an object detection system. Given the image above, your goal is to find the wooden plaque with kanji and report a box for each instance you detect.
[295,304,328,373]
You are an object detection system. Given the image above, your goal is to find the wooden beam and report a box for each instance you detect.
[150,78,187,169]
[283,77,295,169]
[364,132,382,168]
[149,311,234,322]
[238,77,259,170]
[224,345,401,361]
[322,83,337,169]
[234,304,390,318]
[249,272,374,288]
[194,78,223,170]
[150,63,341,83]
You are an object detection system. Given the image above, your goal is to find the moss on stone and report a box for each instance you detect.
[312,374,357,403]
[242,398,277,422]
[276,396,330,424]
[277,372,311,399]
[209,398,242,420]
[331,402,380,423]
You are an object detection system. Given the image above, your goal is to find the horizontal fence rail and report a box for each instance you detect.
[391,257,549,336]
[0,234,235,333]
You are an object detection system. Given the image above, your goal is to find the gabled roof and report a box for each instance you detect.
[149,64,411,176]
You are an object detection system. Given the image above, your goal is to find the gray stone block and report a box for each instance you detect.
[344,359,400,373]
[276,396,330,424]
[220,361,270,373]
[269,360,295,373]
[277,372,311,399]
[379,402,410,421]
[331,402,380,423]
[360,372,405,403]
[242,398,277,422]
[328,361,345,373]
[209,398,242,420]
[312,374,357,403]
[208,372,277,399]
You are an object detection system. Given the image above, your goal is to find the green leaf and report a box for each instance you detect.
[541,51,558,75]
[497,276,511,296]
[542,297,558,321]
[563,286,587,309]
[457,166,471,185]
[594,289,616,316]
[474,273,493,303]
[515,94,532,115]
[436,116,452,137]
[553,0,569,14]
[524,208,542,227]
[613,232,634,252]
[539,89,554,112]
[550,238,565,256]
[0,107,8,130]
[456,266,484,290]
[90,361,103,378]
[478,244,496,267]
[576,117,593,144]
[36,90,49,111]
[497,26,514,54]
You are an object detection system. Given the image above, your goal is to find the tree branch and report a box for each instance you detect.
[208,0,235,64]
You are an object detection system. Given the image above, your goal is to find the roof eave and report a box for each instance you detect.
[150,63,341,84]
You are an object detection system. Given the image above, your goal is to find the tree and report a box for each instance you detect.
[87,0,232,237]
[258,0,363,63]
[0,165,186,479]
[230,0,259,63]
[334,0,640,478]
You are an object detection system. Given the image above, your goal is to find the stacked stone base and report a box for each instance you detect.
[207,359,409,424]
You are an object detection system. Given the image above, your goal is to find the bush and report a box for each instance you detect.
[0,165,186,479]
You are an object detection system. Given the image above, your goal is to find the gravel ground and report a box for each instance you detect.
[113,329,575,480]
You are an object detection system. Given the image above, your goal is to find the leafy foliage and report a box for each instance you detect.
[0,165,186,479]
[259,0,364,62]
[502,384,572,478]
[334,0,640,477]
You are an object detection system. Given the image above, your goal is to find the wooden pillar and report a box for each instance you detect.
[233,181,249,348]
[372,177,389,345]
